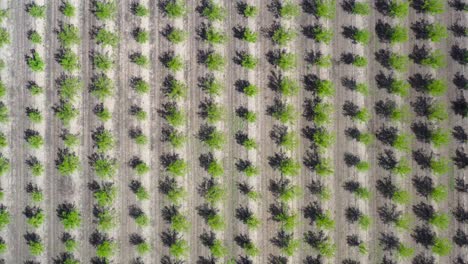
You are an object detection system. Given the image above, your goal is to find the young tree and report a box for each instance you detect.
[26,2,46,18]
[375,0,409,18]
[302,0,336,19]
[200,0,225,21]
[90,74,114,100]
[342,0,371,15]
[94,28,119,47]
[57,203,81,230]
[302,24,334,44]
[61,1,76,17]
[411,0,445,14]
[58,24,80,47]
[375,20,408,44]
[411,19,448,42]
[56,148,80,176]
[93,0,117,20]
[26,50,45,72]
[342,25,370,45]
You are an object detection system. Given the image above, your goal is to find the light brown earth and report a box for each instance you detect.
[1,1,466,263]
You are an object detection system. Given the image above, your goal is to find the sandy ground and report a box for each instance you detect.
[2,1,466,263]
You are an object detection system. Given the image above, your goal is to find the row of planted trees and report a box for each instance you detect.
[0,6,10,263]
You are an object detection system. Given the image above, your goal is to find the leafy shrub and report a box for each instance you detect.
[27,50,45,72]
[130,53,150,67]
[27,3,46,18]
[93,0,117,20]
[132,3,149,17]
[28,30,42,44]
[91,74,114,100]
[58,24,80,47]
[272,26,297,46]
[95,28,119,47]
[60,1,76,17]
[57,49,80,72]
[165,0,186,18]
[93,52,114,71]
[54,101,79,126]
[201,1,225,21]
[166,27,187,44]
[0,27,11,48]
[56,149,80,176]
[133,28,149,43]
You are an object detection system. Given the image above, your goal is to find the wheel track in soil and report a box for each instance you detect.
[78,0,96,261]
[10,0,28,262]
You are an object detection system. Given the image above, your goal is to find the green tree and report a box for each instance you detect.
[418,0,444,14]
[201,1,225,21]
[279,77,300,96]
[430,157,450,175]
[397,244,414,258]
[279,2,301,19]
[166,159,188,177]
[389,53,409,72]
[390,25,408,43]
[26,133,44,149]
[205,52,225,71]
[428,23,448,42]
[55,101,79,126]
[315,0,336,19]
[164,55,184,72]
[28,241,44,256]
[170,239,189,258]
[165,0,186,18]
[27,3,46,18]
[352,1,371,15]
[93,0,117,20]
[205,26,226,44]
[242,4,258,17]
[241,27,258,43]
[93,52,114,71]
[96,240,117,258]
[131,53,150,67]
[133,3,149,17]
[353,28,371,44]
[91,155,117,179]
[93,128,115,152]
[421,49,446,69]
[26,108,43,123]
[389,0,409,18]
[132,78,150,94]
[430,128,450,148]
[240,53,258,70]
[28,30,42,44]
[430,185,448,202]
[427,79,447,96]
[58,24,80,47]
[277,52,297,71]
[56,149,80,176]
[429,213,450,230]
[272,26,297,46]
[432,237,452,256]
[95,28,119,47]
[61,1,76,17]
[27,51,45,72]
[428,102,448,121]
[164,77,187,100]
[57,49,80,72]
[0,133,6,148]
[58,76,83,102]
[0,155,8,177]
[91,74,114,100]
[207,159,224,177]
[57,205,81,230]
[133,28,149,43]
[210,240,228,258]
[0,206,9,229]
[166,28,187,44]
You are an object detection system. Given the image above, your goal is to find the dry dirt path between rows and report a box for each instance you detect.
[78,0,95,261]
[332,4,356,262]
[444,5,468,262]
[185,0,208,260]
[257,1,278,262]
[9,1,28,262]
[116,1,136,263]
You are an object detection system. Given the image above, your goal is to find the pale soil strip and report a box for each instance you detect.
[210,1,228,259]
[332,3,354,262]
[78,0,96,261]
[1,1,23,263]
[246,0,261,262]
[116,1,135,263]
[42,0,57,261]
[366,6,394,264]
[354,13,372,264]
[185,0,207,260]
[256,1,277,261]
[406,7,439,262]
[444,5,468,261]
[223,0,245,260]
[148,3,164,261]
